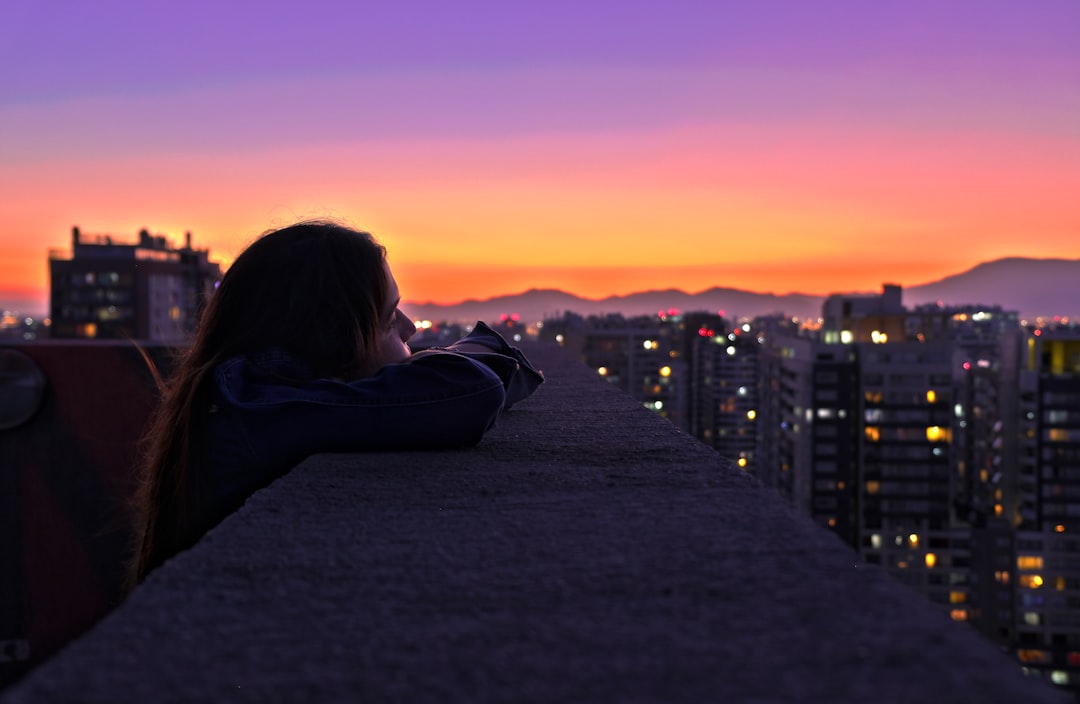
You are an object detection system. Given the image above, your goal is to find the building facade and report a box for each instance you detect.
[50,227,221,342]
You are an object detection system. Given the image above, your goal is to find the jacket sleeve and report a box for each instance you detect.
[416,321,545,410]
[215,351,510,453]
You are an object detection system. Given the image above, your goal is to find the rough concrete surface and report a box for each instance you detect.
[3,343,1068,703]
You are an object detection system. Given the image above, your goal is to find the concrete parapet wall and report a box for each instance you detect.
[2,343,1067,703]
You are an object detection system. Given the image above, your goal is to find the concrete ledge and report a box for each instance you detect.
[2,344,1067,703]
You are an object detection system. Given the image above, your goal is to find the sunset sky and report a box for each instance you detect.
[2,0,1078,312]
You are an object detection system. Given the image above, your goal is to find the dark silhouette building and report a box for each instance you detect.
[49,227,221,342]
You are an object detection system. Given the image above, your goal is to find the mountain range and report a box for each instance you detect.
[404,258,1080,324]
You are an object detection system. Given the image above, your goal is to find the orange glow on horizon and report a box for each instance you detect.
[0,254,1013,313]
[2,124,1077,311]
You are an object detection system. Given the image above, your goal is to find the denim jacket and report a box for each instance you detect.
[198,322,543,530]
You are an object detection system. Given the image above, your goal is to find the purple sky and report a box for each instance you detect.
[2,0,1078,311]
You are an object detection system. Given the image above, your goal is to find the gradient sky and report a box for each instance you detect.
[2,0,1078,312]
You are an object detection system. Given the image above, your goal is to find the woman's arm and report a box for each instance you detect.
[410,322,544,409]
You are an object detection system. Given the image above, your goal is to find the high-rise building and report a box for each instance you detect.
[756,332,859,539]
[1013,328,1080,687]
[580,313,686,425]
[759,290,1026,634]
[49,227,221,342]
[855,336,968,613]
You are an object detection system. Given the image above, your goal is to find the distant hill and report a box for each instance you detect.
[405,257,1080,324]
[904,258,1080,319]
[404,287,823,324]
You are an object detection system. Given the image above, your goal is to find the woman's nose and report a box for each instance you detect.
[398,310,417,341]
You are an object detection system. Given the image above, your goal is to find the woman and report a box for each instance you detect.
[129,221,543,587]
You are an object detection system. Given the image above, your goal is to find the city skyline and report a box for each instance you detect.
[2,1,1078,311]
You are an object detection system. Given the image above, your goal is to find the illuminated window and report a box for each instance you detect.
[865,426,881,442]
[866,481,880,495]
[1019,574,1044,589]
[925,426,951,442]
[1018,649,1049,664]
[908,533,919,548]
[1024,612,1042,626]
[1057,576,1067,591]
[925,553,937,568]
[597,367,608,376]
[659,365,672,377]
[746,409,757,420]
[926,390,937,403]
[950,609,967,622]
[949,591,967,604]
[1017,555,1043,571]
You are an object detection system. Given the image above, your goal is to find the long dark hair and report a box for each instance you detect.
[128,221,388,588]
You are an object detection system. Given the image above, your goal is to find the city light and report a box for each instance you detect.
[925,426,949,442]
[659,366,672,378]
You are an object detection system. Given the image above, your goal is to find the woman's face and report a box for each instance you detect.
[362,262,416,375]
